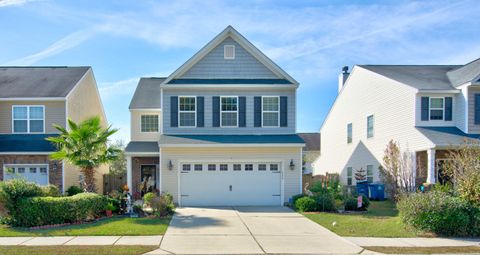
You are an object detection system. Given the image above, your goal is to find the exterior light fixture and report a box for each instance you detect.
[53,161,58,172]
[168,160,173,171]
[289,159,295,170]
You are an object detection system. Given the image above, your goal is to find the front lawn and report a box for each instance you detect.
[303,201,427,237]
[0,216,170,237]
[366,246,480,254]
[0,246,157,255]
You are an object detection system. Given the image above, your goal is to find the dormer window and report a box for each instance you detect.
[224,45,235,59]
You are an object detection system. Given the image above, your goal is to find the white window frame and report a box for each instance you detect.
[366,165,374,183]
[429,97,444,121]
[224,45,235,60]
[367,115,374,138]
[261,96,280,128]
[220,96,239,128]
[12,105,45,134]
[140,114,159,133]
[347,123,352,144]
[178,96,196,128]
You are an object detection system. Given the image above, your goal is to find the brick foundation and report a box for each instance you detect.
[0,155,63,191]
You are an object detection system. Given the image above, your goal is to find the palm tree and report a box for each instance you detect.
[47,116,120,192]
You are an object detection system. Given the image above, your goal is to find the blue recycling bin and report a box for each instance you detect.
[368,183,385,200]
[356,181,369,197]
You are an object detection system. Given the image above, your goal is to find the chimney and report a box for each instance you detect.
[338,66,350,93]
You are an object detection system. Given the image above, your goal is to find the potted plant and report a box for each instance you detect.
[105,202,116,217]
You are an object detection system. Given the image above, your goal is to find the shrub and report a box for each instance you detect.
[42,185,62,197]
[66,186,83,196]
[151,193,175,217]
[105,202,116,211]
[397,191,480,236]
[295,196,317,212]
[107,197,121,213]
[0,179,43,218]
[344,195,370,211]
[291,194,305,207]
[13,193,108,227]
[143,192,156,206]
[315,193,337,212]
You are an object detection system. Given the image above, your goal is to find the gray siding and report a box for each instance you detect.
[180,37,279,79]
[163,89,296,134]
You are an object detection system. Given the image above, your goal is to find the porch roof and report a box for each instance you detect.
[416,126,480,146]
[0,134,57,153]
[125,141,159,154]
[158,134,305,147]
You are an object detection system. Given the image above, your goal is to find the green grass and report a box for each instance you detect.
[0,246,157,255]
[365,246,480,254]
[0,216,170,237]
[303,201,427,237]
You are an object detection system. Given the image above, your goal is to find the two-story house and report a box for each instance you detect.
[0,67,109,193]
[125,26,304,206]
[313,59,480,187]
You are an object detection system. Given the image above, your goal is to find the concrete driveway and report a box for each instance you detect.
[156,206,362,254]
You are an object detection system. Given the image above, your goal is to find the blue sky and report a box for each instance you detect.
[1,0,480,142]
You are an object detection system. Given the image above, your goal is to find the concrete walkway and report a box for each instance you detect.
[0,236,163,246]
[347,237,480,247]
[151,206,363,255]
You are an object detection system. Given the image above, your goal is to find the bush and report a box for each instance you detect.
[151,193,175,217]
[143,192,156,206]
[397,191,480,236]
[66,186,83,196]
[291,194,305,207]
[13,193,108,227]
[0,179,43,218]
[295,196,317,212]
[105,202,116,211]
[344,195,370,211]
[107,197,121,213]
[315,193,337,212]
[42,185,61,197]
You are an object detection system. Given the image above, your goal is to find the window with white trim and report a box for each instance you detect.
[40,167,47,174]
[194,164,203,171]
[224,45,235,59]
[220,164,228,171]
[367,115,374,138]
[182,164,191,171]
[270,164,279,171]
[262,96,279,127]
[221,96,238,127]
[245,164,253,171]
[13,106,44,133]
[29,167,36,173]
[430,98,444,120]
[347,167,353,185]
[141,115,158,132]
[18,167,25,173]
[258,164,267,171]
[233,164,241,171]
[366,165,374,183]
[208,164,216,171]
[179,96,196,127]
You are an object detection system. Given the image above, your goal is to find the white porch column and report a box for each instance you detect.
[427,149,436,184]
[126,156,133,193]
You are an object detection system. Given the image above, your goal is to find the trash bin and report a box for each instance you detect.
[356,181,369,197]
[368,183,385,200]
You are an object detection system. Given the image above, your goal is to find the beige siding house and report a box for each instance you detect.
[0,67,109,193]
[125,26,304,206]
[314,59,480,186]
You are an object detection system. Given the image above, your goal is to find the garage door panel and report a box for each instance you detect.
[180,162,281,206]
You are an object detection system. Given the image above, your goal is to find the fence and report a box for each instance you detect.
[103,173,127,195]
[302,173,340,193]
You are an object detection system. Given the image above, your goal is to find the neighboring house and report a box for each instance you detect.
[0,67,109,193]
[298,133,320,174]
[125,26,304,206]
[313,59,480,187]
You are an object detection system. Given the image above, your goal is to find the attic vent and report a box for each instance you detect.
[224,45,235,59]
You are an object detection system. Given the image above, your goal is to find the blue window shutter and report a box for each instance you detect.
[421,97,429,121]
[475,94,480,124]
[197,96,204,127]
[239,96,246,127]
[212,96,220,127]
[444,97,452,121]
[170,96,178,127]
[280,96,288,127]
[254,96,262,127]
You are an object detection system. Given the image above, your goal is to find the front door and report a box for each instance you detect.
[436,159,452,185]
[141,165,157,196]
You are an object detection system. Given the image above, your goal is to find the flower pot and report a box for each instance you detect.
[106,210,112,217]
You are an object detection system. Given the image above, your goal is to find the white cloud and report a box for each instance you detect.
[0,0,37,7]
[4,29,96,65]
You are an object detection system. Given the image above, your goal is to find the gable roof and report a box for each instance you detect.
[298,133,320,151]
[447,58,480,87]
[359,65,460,90]
[0,66,90,98]
[129,77,165,109]
[163,26,298,86]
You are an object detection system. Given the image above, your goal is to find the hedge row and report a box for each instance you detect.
[14,193,108,227]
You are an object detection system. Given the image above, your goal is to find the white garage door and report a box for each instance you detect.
[3,165,49,185]
[180,162,281,206]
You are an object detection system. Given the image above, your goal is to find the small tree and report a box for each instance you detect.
[47,117,120,192]
[109,140,127,175]
[380,140,415,201]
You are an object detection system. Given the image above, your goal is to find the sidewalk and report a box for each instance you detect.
[346,237,480,247]
[0,236,163,246]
